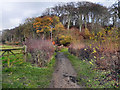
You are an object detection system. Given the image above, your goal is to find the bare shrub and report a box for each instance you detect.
[25,39,55,67]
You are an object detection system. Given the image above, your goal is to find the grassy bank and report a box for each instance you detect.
[61,48,117,88]
[2,53,56,88]
[2,45,56,88]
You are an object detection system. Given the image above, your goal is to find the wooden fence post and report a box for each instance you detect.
[24,45,27,62]
[7,51,10,68]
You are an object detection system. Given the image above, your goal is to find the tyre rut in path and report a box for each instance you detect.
[50,52,81,88]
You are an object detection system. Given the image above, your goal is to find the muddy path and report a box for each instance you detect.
[50,52,82,88]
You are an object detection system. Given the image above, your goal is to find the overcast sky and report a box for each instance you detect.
[0,0,117,31]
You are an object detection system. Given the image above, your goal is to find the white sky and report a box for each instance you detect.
[0,0,117,31]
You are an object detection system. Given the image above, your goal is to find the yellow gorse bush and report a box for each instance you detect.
[84,28,91,39]
[54,23,65,31]
[56,34,72,46]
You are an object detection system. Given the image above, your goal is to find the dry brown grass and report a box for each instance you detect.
[98,41,118,54]
[69,42,85,50]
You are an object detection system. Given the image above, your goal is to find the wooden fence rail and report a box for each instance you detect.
[0,45,27,68]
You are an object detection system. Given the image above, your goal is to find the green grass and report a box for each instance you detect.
[2,45,56,88]
[2,53,56,88]
[60,48,116,88]
[0,45,26,67]
[2,54,24,67]
[0,45,13,48]
[0,45,22,49]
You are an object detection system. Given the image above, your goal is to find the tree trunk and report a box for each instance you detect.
[79,14,82,32]
[84,15,87,29]
[43,33,45,40]
[67,15,71,30]
[51,27,52,41]
[113,15,117,27]
[91,15,95,30]
[87,14,89,23]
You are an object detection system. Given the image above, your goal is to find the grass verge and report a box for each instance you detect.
[2,53,56,88]
[61,48,117,88]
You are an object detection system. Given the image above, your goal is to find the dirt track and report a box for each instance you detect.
[50,52,81,88]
